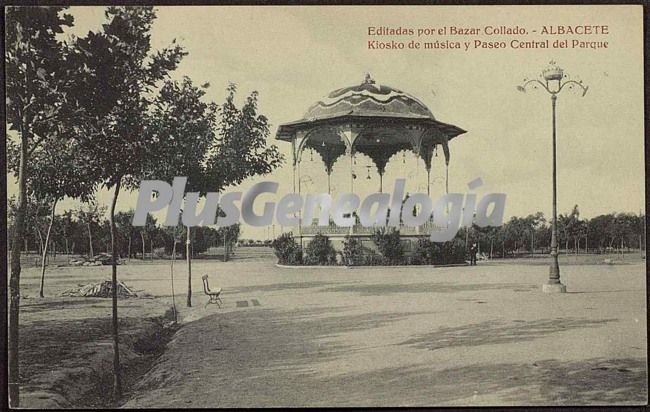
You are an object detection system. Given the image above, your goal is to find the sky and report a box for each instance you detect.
[6,5,645,240]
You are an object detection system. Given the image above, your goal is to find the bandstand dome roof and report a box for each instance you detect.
[304,77,434,120]
[276,74,466,141]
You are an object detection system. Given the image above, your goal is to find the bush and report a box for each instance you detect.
[271,232,302,265]
[441,237,467,264]
[342,235,363,266]
[304,234,336,265]
[414,237,466,265]
[371,227,404,265]
[414,238,440,264]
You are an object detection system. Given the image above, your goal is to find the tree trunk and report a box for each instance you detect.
[87,221,94,258]
[36,228,43,256]
[490,239,493,259]
[151,239,154,260]
[224,231,228,262]
[621,238,625,257]
[109,178,122,401]
[170,240,178,322]
[9,116,29,407]
[127,236,131,262]
[186,226,192,307]
[39,199,58,298]
[141,232,145,260]
[65,237,69,255]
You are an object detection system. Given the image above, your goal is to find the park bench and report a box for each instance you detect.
[201,275,223,308]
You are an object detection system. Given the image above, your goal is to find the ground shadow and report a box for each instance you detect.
[322,282,537,296]
[399,317,618,350]
[231,281,338,294]
[295,357,648,406]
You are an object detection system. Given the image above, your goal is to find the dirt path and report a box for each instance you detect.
[123,261,647,407]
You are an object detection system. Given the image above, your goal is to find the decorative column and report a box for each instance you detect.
[442,138,450,194]
[297,155,303,247]
[327,166,332,194]
[324,144,333,195]
[291,138,297,194]
[337,126,359,235]
[421,142,435,196]
[295,130,309,248]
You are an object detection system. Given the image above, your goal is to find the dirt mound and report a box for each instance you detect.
[69,253,121,266]
[61,280,137,298]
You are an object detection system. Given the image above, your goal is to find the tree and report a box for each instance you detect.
[217,223,241,261]
[11,130,98,296]
[73,6,187,400]
[164,224,186,322]
[588,213,615,252]
[473,224,502,259]
[115,210,136,259]
[573,219,587,254]
[5,6,87,405]
[527,212,546,253]
[134,214,158,259]
[144,80,282,306]
[558,205,580,253]
[502,216,528,256]
[8,194,50,255]
[57,210,77,254]
[75,198,106,258]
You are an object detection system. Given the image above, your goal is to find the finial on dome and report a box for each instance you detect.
[364,73,375,84]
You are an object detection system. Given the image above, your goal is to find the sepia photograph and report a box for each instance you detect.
[4,3,647,408]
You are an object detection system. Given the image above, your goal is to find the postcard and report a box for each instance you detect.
[5,4,646,408]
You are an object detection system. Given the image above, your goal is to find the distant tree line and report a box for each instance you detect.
[465,206,645,258]
[8,199,644,262]
[7,197,240,259]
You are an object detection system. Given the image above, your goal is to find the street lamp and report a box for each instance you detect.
[518,62,588,293]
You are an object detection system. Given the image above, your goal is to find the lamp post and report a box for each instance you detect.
[518,62,588,293]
